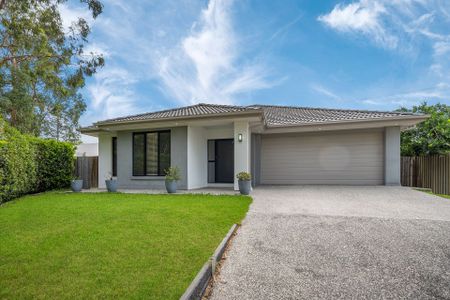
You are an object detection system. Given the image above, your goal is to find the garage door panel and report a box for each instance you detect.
[260,160,384,167]
[262,156,384,162]
[263,179,383,185]
[260,130,384,185]
[262,149,383,157]
[263,171,383,176]
[262,170,383,178]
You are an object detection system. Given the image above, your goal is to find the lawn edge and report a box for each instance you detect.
[180,224,238,300]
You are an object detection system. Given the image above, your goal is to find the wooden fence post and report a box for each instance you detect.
[74,156,99,189]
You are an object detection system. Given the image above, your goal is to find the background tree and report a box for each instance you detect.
[397,102,450,156]
[0,0,104,142]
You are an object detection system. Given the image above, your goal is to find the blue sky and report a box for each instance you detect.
[59,0,450,142]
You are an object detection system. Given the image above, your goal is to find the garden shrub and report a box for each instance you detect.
[33,139,75,192]
[0,118,75,203]
[0,118,37,203]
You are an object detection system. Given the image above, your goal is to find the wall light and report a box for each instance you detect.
[238,133,243,142]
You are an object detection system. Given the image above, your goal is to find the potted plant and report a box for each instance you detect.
[71,177,83,192]
[165,166,181,193]
[236,171,252,195]
[105,172,117,192]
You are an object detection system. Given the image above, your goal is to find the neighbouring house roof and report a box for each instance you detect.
[92,103,423,126]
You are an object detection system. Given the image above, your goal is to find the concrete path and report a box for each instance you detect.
[210,186,450,300]
[81,187,237,195]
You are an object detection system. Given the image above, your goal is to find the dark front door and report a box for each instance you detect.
[208,139,234,183]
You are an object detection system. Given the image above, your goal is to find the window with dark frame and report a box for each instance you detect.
[112,137,117,177]
[132,131,170,176]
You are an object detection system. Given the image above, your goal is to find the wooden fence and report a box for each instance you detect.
[74,156,98,189]
[401,155,450,195]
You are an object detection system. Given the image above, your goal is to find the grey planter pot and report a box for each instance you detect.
[165,180,177,193]
[71,179,83,192]
[238,180,252,195]
[105,179,117,192]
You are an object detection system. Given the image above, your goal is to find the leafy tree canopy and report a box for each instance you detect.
[0,0,104,142]
[397,102,450,156]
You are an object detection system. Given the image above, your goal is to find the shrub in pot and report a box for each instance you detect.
[71,177,83,192]
[236,171,252,195]
[165,166,181,193]
[105,173,117,192]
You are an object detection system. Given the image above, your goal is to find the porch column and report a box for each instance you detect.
[385,126,401,185]
[98,133,113,188]
[187,126,207,189]
[234,121,251,190]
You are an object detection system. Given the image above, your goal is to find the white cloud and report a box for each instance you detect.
[361,85,448,107]
[311,84,341,101]
[433,41,450,56]
[318,0,398,48]
[58,3,93,32]
[83,67,140,124]
[156,0,274,104]
[83,43,110,57]
[362,99,381,105]
[319,0,450,107]
[73,0,274,125]
[318,0,450,51]
[269,14,303,42]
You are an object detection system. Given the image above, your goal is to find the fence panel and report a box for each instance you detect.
[74,156,98,189]
[401,154,450,195]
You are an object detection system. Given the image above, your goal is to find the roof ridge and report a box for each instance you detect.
[198,102,246,109]
[250,104,418,116]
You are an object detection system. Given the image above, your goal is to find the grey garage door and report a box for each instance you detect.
[260,130,384,185]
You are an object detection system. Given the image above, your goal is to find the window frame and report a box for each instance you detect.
[132,130,171,177]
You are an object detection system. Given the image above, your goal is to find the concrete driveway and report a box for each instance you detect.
[210,186,450,300]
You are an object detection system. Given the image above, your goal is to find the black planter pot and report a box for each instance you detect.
[238,180,251,195]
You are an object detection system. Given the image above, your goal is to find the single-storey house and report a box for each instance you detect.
[81,103,427,190]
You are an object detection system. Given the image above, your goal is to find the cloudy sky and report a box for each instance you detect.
[60,0,450,142]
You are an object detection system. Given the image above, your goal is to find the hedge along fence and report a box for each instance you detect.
[0,118,75,203]
[33,139,75,192]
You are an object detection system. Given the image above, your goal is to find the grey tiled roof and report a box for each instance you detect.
[96,103,258,124]
[255,105,418,127]
[94,103,421,127]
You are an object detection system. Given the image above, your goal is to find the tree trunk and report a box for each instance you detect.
[0,0,7,10]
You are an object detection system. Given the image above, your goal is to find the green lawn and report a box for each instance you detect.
[421,189,450,199]
[0,192,251,299]
[430,193,450,199]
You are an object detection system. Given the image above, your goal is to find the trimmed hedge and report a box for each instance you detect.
[0,118,75,203]
[33,139,75,192]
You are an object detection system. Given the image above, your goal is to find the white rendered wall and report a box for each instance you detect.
[384,126,401,185]
[98,133,114,188]
[234,121,251,190]
[187,126,207,189]
[206,126,233,140]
